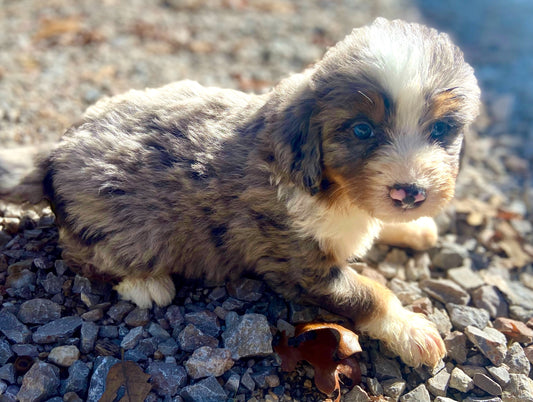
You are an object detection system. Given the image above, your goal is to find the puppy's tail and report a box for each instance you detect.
[0,145,52,204]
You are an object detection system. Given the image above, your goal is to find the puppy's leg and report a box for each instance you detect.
[378,216,438,250]
[304,266,445,367]
[114,275,176,309]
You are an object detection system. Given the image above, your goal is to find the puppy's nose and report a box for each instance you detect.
[390,184,426,209]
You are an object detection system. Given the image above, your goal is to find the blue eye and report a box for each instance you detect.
[431,121,452,138]
[353,122,374,139]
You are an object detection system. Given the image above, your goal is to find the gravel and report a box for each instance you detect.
[1,0,532,401]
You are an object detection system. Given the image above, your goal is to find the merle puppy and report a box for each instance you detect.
[6,19,480,367]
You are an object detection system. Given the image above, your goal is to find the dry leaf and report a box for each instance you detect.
[275,322,362,401]
[99,361,152,402]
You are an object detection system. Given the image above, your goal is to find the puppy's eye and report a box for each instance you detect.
[353,122,374,140]
[430,121,452,138]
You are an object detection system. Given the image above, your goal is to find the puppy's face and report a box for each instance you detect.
[285,19,480,223]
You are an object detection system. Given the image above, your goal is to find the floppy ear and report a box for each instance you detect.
[280,96,323,195]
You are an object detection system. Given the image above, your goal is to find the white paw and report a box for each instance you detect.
[360,297,446,367]
[114,275,176,309]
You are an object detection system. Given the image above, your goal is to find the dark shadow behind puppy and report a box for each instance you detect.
[1,19,480,368]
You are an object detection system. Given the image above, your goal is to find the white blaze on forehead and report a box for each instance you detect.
[361,23,434,133]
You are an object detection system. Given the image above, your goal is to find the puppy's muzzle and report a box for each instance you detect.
[389,184,426,209]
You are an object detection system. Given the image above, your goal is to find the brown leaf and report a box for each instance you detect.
[275,322,362,401]
[99,361,152,402]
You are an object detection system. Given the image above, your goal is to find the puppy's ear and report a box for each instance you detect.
[281,97,322,195]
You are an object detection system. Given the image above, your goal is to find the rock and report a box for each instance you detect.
[504,342,530,375]
[449,367,474,392]
[420,279,471,305]
[32,316,83,344]
[41,273,64,295]
[87,356,119,401]
[178,324,219,352]
[120,326,144,350]
[399,384,431,402]
[222,313,273,360]
[473,373,503,396]
[493,317,533,343]
[17,361,60,402]
[382,378,406,399]
[226,278,264,302]
[446,303,490,331]
[6,268,36,289]
[426,368,450,397]
[0,363,15,384]
[487,365,511,387]
[371,352,403,380]
[432,243,469,269]
[48,345,80,367]
[224,373,240,393]
[147,322,171,340]
[11,343,38,357]
[240,371,255,391]
[288,301,319,323]
[17,299,61,324]
[447,265,485,290]
[80,321,99,354]
[444,331,468,364]
[61,360,90,395]
[107,301,135,322]
[181,376,227,401]
[501,373,533,402]
[464,326,507,366]
[184,346,234,379]
[147,361,187,396]
[185,310,221,337]
[0,310,32,343]
[428,307,453,336]
[124,308,150,327]
[157,337,179,356]
[389,278,424,305]
[344,385,372,402]
[472,285,509,318]
[0,339,13,366]
[165,305,184,328]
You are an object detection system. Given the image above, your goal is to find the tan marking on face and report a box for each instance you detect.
[425,89,464,123]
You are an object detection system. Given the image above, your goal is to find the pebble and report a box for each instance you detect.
[32,316,83,344]
[0,339,13,365]
[181,375,227,401]
[185,310,221,337]
[16,362,60,402]
[420,279,471,305]
[426,368,450,397]
[444,331,467,364]
[493,317,533,343]
[504,342,530,375]
[399,384,431,402]
[446,303,490,331]
[47,345,80,367]
[17,298,61,324]
[0,363,15,384]
[157,337,179,356]
[344,385,372,402]
[147,361,187,396]
[432,243,469,269]
[124,308,150,327]
[472,285,509,318]
[41,273,64,295]
[487,365,510,387]
[449,367,474,393]
[178,323,219,352]
[147,322,171,340]
[0,310,32,343]
[382,378,406,399]
[80,321,99,354]
[184,346,234,379]
[107,301,135,322]
[165,305,185,328]
[226,278,264,302]
[222,312,273,360]
[473,373,502,396]
[464,326,508,366]
[87,356,119,401]
[447,266,485,290]
[501,374,533,402]
[61,360,90,395]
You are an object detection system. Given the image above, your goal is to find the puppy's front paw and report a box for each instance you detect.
[114,275,176,309]
[378,216,438,250]
[360,297,445,367]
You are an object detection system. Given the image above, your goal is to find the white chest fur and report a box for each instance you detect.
[280,186,383,262]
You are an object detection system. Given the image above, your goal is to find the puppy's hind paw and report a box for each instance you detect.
[114,275,176,309]
[360,298,446,368]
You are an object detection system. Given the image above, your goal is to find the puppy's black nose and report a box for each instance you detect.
[390,184,426,209]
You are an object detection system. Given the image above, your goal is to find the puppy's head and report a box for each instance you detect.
[277,18,480,222]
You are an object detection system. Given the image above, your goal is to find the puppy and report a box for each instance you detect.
[5,18,480,368]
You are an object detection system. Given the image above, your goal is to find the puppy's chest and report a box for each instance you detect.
[283,188,382,262]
